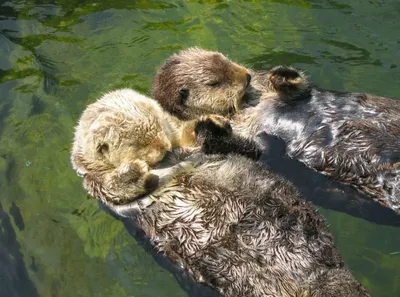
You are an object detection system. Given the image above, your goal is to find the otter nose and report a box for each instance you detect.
[144,174,159,193]
[246,73,252,87]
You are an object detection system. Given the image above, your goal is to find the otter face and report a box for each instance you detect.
[152,47,251,120]
[71,89,176,204]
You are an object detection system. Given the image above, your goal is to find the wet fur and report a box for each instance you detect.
[71,89,369,297]
[104,152,369,297]
[71,88,203,205]
[242,67,400,214]
[152,48,400,216]
[71,88,261,206]
[152,47,251,120]
[257,133,400,227]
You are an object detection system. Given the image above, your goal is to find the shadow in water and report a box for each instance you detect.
[258,132,400,227]
[0,201,39,297]
[100,204,221,297]
[0,81,16,138]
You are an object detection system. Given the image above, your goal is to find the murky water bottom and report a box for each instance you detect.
[1,1,400,296]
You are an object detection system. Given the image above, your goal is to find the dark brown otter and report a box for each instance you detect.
[151,48,400,216]
[71,90,370,297]
[152,47,251,120]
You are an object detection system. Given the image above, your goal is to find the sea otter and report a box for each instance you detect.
[151,47,400,216]
[152,47,251,121]
[71,88,260,205]
[70,88,370,297]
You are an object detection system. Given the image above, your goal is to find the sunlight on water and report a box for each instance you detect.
[0,0,399,296]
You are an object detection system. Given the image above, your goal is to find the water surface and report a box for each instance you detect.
[1,0,400,296]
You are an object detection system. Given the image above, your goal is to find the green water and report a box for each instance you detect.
[1,0,399,296]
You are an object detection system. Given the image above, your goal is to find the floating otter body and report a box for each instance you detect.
[244,66,400,214]
[71,88,260,205]
[152,48,400,216]
[71,88,212,205]
[71,89,369,297]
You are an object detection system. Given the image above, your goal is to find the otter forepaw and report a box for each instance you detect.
[267,66,303,92]
[195,114,232,139]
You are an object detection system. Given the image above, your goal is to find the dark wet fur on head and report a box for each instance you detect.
[152,48,250,120]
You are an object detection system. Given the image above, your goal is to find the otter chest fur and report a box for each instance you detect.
[114,155,369,297]
[240,70,400,214]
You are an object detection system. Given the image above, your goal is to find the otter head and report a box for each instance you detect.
[71,89,177,205]
[152,47,251,120]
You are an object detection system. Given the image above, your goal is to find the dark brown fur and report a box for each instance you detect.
[152,47,251,120]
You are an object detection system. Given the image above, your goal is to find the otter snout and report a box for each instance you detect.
[246,73,252,87]
[144,173,159,192]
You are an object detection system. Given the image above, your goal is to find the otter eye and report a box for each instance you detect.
[206,81,221,87]
[179,88,189,105]
[96,143,109,155]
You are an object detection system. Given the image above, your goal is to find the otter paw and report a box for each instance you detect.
[267,66,303,92]
[195,115,232,139]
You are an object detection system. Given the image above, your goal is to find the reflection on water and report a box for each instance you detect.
[0,0,399,296]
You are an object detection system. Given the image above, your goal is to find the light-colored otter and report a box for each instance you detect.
[71,88,231,205]
[71,89,370,297]
[151,48,400,216]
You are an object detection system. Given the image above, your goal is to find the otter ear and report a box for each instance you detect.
[179,88,189,105]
